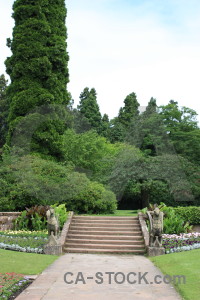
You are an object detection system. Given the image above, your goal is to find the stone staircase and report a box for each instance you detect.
[64,215,146,254]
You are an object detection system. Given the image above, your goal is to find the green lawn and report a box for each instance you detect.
[150,249,200,300]
[79,210,138,216]
[0,249,58,275]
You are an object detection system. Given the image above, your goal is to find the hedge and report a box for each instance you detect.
[174,206,200,225]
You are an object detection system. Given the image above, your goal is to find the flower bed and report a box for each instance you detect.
[0,231,48,254]
[0,272,30,299]
[163,232,200,254]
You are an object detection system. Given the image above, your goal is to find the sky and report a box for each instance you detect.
[1,0,200,122]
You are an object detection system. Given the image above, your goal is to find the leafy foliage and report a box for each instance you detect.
[174,206,200,225]
[161,205,192,234]
[14,206,50,231]
[63,129,122,178]
[51,203,67,229]
[14,204,67,231]
[0,154,116,214]
[140,203,192,234]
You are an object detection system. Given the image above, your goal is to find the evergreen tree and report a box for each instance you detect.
[5,0,69,159]
[101,113,110,138]
[0,75,8,149]
[143,97,157,116]
[109,117,126,143]
[77,87,102,133]
[126,97,175,156]
[118,92,140,127]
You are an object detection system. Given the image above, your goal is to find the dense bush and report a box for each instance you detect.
[14,204,68,231]
[0,155,117,214]
[14,206,49,231]
[140,203,192,234]
[62,172,117,214]
[50,203,68,229]
[63,129,122,180]
[161,206,191,234]
[174,206,200,225]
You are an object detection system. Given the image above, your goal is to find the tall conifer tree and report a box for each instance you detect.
[118,92,140,127]
[78,87,102,133]
[5,0,69,158]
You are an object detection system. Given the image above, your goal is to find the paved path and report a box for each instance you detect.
[16,254,182,300]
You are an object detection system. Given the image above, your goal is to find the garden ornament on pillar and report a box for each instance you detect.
[147,207,165,256]
[148,207,163,247]
[46,208,59,237]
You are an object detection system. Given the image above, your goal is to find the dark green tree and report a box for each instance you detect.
[5,0,69,159]
[159,100,200,164]
[77,87,102,133]
[100,113,110,138]
[125,97,169,156]
[143,97,157,116]
[159,100,198,133]
[109,117,126,143]
[118,92,140,127]
[108,92,140,143]
[0,75,9,149]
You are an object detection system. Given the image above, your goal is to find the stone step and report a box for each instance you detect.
[66,234,143,240]
[71,220,140,225]
[65,243,144,250]
[72,218,139,222]
[65,238,143,245]
[64,215,145,255]
[68,230,142,236]
[64,248,146,254]
[64,243,145,250]
[73,216,138,220]
[69,226,141,231]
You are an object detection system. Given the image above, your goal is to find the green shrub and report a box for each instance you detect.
[14,204,69,231]
[63,172,117,214]
[0,178,16,212]
[0,155,116,214]
[174,206,200,225]
[14,206,49,231]
[161,206,191,234]
[51,203,68,229]
[140,203,192,234]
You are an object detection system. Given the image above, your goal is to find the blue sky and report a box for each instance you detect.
[1,0,200,121]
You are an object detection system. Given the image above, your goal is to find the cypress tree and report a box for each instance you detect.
[5,0,69,158]
[109,92,140,143]
[118,92,140,128]
[143,97,157,116]
[78,87,102,133]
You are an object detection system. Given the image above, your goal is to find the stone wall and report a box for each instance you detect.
[0,212,21,231]
[138,212,149,250]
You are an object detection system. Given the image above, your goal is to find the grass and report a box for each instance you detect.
[0,249,58,275]
[79,210,138,216]
[150,249,200,300]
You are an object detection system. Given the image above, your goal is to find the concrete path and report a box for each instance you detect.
[16,254,182,300]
